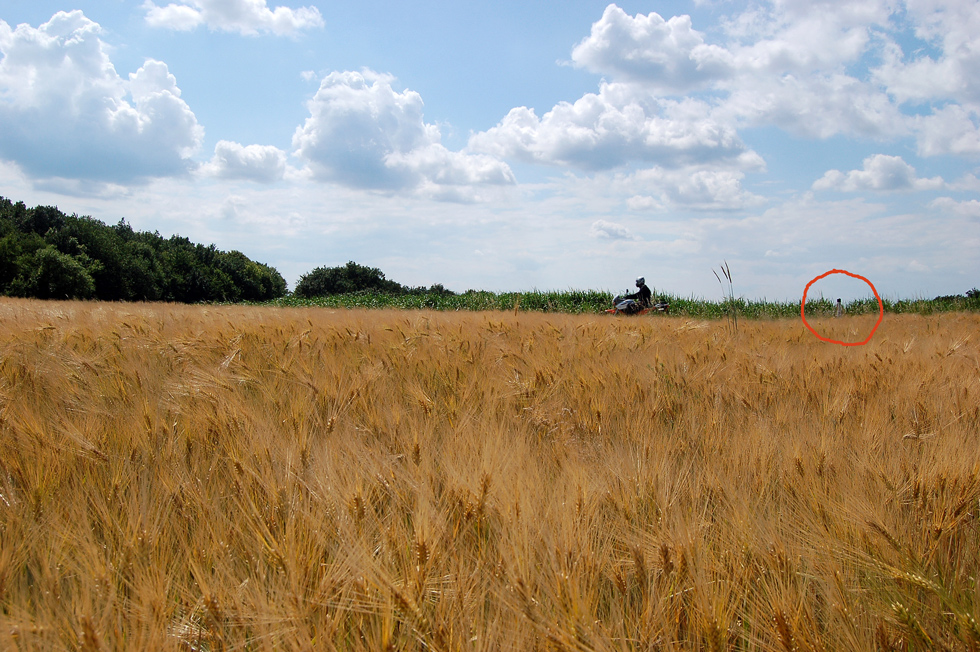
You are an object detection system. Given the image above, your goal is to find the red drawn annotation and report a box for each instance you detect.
[801,269,883,346]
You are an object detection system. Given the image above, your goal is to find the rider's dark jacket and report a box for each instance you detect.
[625,284,652,308]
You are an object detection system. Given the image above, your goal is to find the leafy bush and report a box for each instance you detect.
[294,261,404,298]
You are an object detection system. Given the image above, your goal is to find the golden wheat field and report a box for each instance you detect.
[0,298,978,652]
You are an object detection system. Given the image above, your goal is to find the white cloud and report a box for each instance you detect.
[468,82,752,171]
[723,1,888,75]
[386,144,515,187]
[471,0,980,209]
[864,0,980,159]
[813,154,945,192]
[914,104,980,156]
[472,0,925,183]
[571,2,887,92]
[571,5,734,93]
[626,195,663,212]
[590,219,634,239]
[628,166,767,211]
[662,169,766,210]
[292,70,515,200]
[201,140,287,182]
[143,0,324,36]
[948,172,980,191]
[143,2,204,31]
[716,1,980,149]
[929,196,980,219]
[873,0,980,106]
[565,2,906,141]
[0,11,203,185]
[721,72,907,140]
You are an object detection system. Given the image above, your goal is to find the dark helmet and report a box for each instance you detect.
[635,277,645,287]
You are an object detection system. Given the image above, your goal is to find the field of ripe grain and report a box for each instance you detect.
[0,298,978,651]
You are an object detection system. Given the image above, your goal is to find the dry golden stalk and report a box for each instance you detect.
[0,300,976,651]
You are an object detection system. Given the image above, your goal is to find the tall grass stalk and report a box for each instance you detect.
[713,261,738,334]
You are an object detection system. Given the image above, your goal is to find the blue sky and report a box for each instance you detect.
[1,0,978,301]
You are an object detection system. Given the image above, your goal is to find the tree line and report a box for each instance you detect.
[0,197,453,304]
[0,197,286,302]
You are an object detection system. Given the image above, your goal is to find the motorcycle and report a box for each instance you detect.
[606,295,670,315]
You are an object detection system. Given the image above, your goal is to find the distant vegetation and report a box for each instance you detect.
[283,257,979,317]
[266,288,980,317]
[0,197,286,303]
[294,260,457,299]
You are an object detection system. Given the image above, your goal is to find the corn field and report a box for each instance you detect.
[259,289,980,319]
[0,298,978,651]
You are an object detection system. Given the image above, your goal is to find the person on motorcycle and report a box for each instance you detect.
[615,277,652,314]
[626,277,652,309]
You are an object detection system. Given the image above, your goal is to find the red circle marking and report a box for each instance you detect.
[800,270,883,346]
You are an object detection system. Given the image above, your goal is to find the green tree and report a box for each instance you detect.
[57,214,129,300]
[15,204,65,235]
[294,261,404,298]
[121,240,164,301]
[0,233,30,292]
[217,250,287,301]
[11,246,96,300]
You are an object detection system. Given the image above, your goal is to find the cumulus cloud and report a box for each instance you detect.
[571,2,884,91]
[551,1,980,161]
[930,197,980,219]
[471,0,960,186]
[721,0,979,149]
[525,0,980,215]
[563,2,906,141]
[590,219,634,239]
[143,2,204,31]
[0,11,203,185]
[571,5,733,93]
[872,0,980,106]
[721,72,908,140]
[914,105,980,157]
[813,154,945,192]
[628,166,767,211]
[143,0,324,36]
[292,70,514,200]
[201,140,287,182]
[468,82,752,171]
[867,0,980,158]
[713,2,906,139]
[387,145,515,186]
[723,1,889,75]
